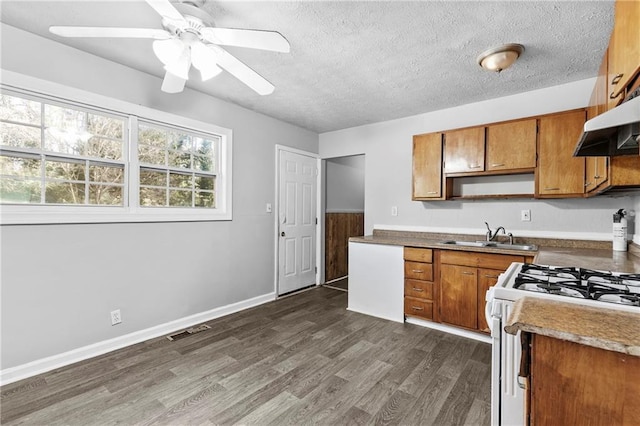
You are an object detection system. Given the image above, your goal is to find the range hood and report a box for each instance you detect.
[574,95,640,157]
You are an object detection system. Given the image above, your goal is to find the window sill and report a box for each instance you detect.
[0,205,232,225]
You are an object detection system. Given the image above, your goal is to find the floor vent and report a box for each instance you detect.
[166,324,211,341]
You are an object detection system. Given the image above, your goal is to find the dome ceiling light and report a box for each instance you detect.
[477,44,525,72]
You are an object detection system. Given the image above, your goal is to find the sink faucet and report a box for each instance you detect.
[484,222,515,244]
[485,222,507,242]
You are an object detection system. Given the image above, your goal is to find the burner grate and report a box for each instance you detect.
[513,264,640,307]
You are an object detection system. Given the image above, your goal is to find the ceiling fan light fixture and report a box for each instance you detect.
[152,38,184,65]
[164,48,191,80]
[191,41,222,81]
[477,43,524,72]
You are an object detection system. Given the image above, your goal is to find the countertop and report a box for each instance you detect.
[504,297,640,356]
[349,230,640,273]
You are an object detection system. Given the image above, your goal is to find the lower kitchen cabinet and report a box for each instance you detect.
[404,247,436,321]
[440,264,478,329]
[439,250,527,333]
[477,268,501,333]
[524,334,640,425]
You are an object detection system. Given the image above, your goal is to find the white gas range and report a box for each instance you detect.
[485,262,640,426]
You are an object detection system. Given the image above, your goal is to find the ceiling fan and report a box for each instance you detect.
[49,0,290,95]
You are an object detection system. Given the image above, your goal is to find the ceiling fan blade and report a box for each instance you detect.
[49,26,171,39]
[161,71,187,94]
[201,28,290,53]
[209,45,275,95]
[145,0,187,26]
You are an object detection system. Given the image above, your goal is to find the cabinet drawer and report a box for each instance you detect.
[404,247,433,263]
[404,297,433,320]
[404,261,434,281]
[404,279,434,300]
[440,250,524,270]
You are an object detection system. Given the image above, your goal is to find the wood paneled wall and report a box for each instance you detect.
[325,212,364,282]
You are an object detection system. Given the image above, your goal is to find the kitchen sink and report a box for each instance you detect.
[439,240,537,251]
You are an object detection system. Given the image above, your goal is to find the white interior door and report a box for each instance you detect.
[278,149,317,295]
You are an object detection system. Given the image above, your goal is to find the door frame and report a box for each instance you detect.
[274,144,322,296]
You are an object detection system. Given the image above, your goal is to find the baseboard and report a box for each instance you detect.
[346,307,404,324]
[0,292,276,386]
[405,317,492,345]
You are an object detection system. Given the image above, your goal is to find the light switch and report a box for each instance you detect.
[391,206,398,216]
[266,203,272,213]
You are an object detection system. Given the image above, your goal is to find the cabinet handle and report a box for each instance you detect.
[491,163,505,167]
[468,164,482,169]
[426,191,438,194]
[484,274,499,279]
[411,287,424,292]
[610,90,623,100]
[594,175,600,179]
[544,187,560,191]
[584,182,591,187]
[611,73,623,85]
[462,271,475,275]
[411,306,424,311]
[412,270,423,273]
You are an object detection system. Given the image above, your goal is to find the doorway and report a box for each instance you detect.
[275,145,319,296]
[323,154,365,291]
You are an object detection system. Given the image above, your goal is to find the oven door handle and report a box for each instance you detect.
[485,286,496,333]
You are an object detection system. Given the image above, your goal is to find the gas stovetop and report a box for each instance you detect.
[513,263,640,307]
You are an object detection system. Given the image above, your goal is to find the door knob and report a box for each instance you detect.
[281,231,285,237]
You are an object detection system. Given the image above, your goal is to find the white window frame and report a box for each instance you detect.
[0,70,232,224]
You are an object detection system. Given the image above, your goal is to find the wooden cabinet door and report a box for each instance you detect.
[585,56,609,195]
[529,335,640,425]
[585,157,608,193]
[486,119,536,171]
[477,269,500,333]
[412,133,443,199]
[607,0,640,109]
[440,264,477,329]
[537,110,586,197]
[443,127,485,174]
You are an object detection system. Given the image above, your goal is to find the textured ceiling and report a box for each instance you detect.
[1,1,614,133]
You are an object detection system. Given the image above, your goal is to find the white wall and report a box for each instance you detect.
[0,24,318,371]
[325,155,365,212]
[319,80,639,241]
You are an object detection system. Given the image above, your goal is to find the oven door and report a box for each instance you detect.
[498,299,525,426]
[489,299,502,426]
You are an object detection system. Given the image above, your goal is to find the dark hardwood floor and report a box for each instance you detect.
[1,287,491,425]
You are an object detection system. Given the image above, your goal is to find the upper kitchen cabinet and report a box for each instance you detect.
[607,0,640,109]
[585,66,609,193]
[443,127,485,174]
[486,119,537,172]
[537,110,586,198]
[412,133,444,200]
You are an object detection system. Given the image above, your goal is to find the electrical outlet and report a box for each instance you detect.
[391,206,398,216]
[110,309,122,326]
[266,203,272,213]
[521,209,531,222]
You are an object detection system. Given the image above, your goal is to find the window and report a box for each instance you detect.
[0,94,126,206]
[0,78,232,224]
[137,122,218,208]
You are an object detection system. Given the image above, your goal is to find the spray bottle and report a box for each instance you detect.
[613,209,627,252]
